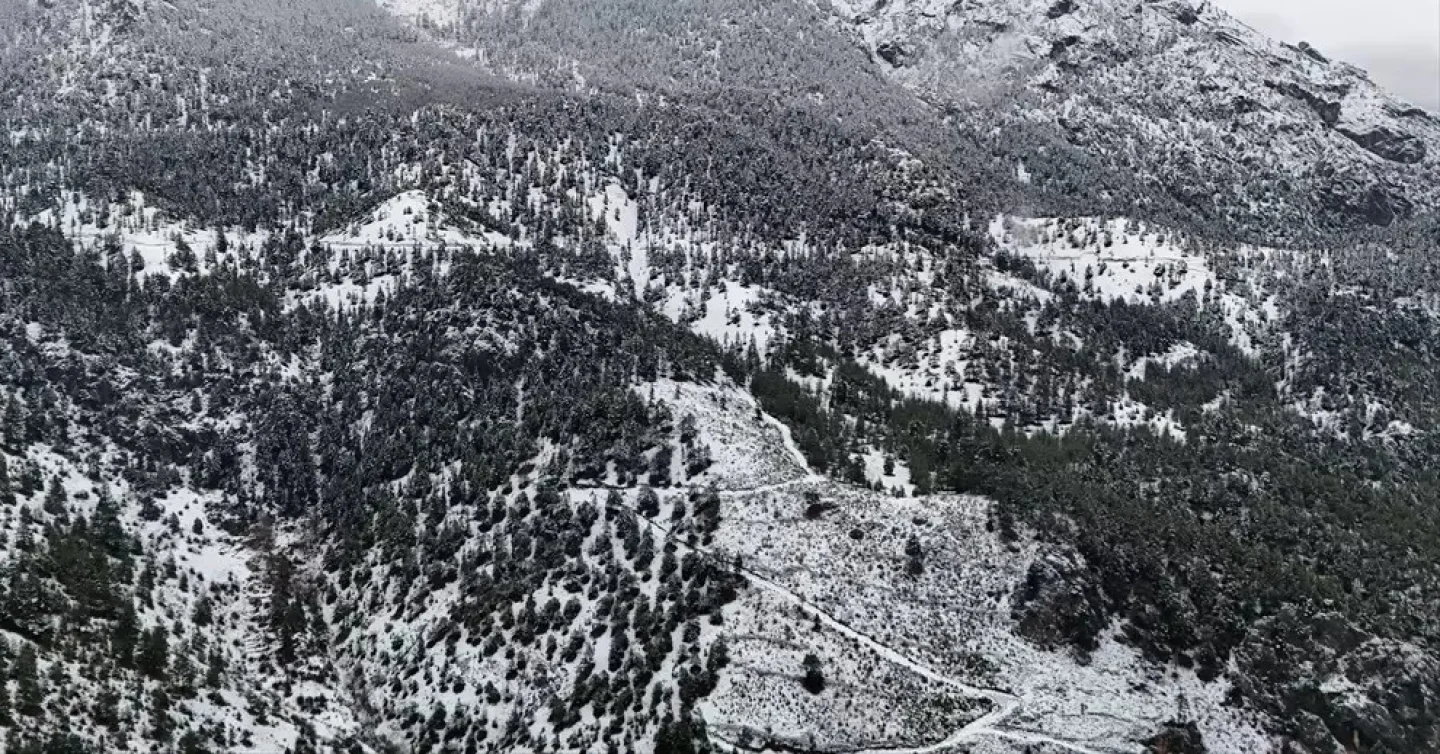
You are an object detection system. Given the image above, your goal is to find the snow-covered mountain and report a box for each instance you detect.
[383,0,1439,238]
[821,0,1440,234]
[1,1,1439,754]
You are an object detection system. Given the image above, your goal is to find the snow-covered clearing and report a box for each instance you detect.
[632,377,1271,754]
[317,190,510,250]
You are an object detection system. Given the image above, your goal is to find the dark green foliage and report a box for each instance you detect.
[0,454,14,507]
[112,602,140,668]
[801,653,825,695]
[13,643,43,718]
[904,536,924,577]
[0,3,1434,749]
[137,626,169,682]
[150,688,174,742]
[1145,721,1207,754]
[653,718,709,754]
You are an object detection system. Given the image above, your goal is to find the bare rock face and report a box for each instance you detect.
[1338,125,1428,164]
[1144,721,1208,754]
[1266,80,1344,126]
[875,40,912,67]
[1316,180,1413,227]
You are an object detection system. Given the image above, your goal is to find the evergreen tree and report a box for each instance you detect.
[801,653,825,695]
[2,398,24,451]
[41,476,66,517]
[0,454,14,507]
[14,643,43,717]
[905,536,925,577]
[654,719,706,754]
[205,649,224,688]
[92,489,129,564]
[178,729,211,754]
[150,688,174,742]
[637,486,661,518]
[0,659,11,726]
[137,625,169,681]
[112,600,139,667]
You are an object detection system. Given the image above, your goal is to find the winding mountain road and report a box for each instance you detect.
[612,486,1111,754]
[593,396,1116,754]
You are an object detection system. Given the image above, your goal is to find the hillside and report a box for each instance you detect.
[0,1,1438,754]
[826,0,1440,236]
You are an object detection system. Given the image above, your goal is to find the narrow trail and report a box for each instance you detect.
[607,402,1116,754]
[622,497,1110,754]
[715,477,815,497]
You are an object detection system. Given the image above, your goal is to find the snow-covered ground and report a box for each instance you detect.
[16,190,269,281]
[317,190,510,250]
[638,377,1273,754]
[662,281,780,356]
[0,437,349,753]
[374,0,461,29]
[988,214,1281,357]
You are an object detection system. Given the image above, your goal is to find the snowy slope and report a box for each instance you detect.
[637,377,1271,754]
[823,0,1440,233]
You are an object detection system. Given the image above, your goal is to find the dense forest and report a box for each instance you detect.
[0,0,1437,752]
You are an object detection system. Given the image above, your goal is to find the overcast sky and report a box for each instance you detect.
[1214,0,1440,111]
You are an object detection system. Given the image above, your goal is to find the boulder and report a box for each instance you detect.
[1011,546,1109,654]
[1295,41,1329,64]
[1046,0,1078,19]
[875,41,912,67]
[1144,721,1207,754]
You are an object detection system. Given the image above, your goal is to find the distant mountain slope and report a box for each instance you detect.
[821,0,1440,236]
[376,0,1440,239]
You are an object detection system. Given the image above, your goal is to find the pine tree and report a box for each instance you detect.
[204,649,224,688]
[2,398,24,451]
[171,647,197,699]
[178,730,211,754]
[94,687,120,730]
[801,653,825,694]
[137,625,169,681]
[112,601,139,668]
[0,454,14,507]
[40,477,66,518]
[905,536,925,577]
[0,649,11,726]
[92,488,129,563]
[14,643,43,717]
[637,486,660,518]
[150,687,174,742]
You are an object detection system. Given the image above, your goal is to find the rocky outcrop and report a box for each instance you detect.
[1293,41,1329,64]
[1316,181,1413,226]
[1011,546,1109,654]
[1046,0,1077,19]
[1144,721,1207,754]
[1266,80,1343,126]
[832,0,1440,235]
[1338,126,1427,164]
[875,40,913,67]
